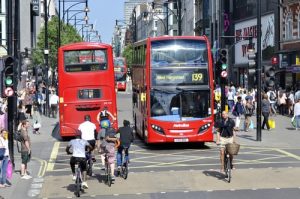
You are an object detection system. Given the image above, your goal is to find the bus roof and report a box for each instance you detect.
[59,42,112,51]
[133,35,209,47]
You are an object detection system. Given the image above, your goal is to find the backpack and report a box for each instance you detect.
[14,131,24,142]
[270,92,276,101]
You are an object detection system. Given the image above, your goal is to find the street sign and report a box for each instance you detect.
[4,87,14,97]
[221,71,228,78]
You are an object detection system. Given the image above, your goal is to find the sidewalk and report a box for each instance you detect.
[0,114,58,199]
[229,114,298,148]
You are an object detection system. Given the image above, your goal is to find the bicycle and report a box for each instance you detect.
[74,162,84,197]
[118,147,129,180]
[224,142,240,183]
[104,153,112,187]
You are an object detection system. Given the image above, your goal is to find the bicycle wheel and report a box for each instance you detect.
[87,161,93,176]
[75,177,81,197]
[226,155,231,183]
[107,166,112,187]
[224,154,228,177]
[123,163,128,180]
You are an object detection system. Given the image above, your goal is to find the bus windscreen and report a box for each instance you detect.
[151,39,208,67]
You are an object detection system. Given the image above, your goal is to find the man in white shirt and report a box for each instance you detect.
[49,91,59,118]
[78,115,97,150]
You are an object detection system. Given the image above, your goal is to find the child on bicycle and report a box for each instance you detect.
[116,120,134,172]
[66,132,93,189]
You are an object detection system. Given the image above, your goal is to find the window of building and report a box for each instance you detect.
[285,12,293,40]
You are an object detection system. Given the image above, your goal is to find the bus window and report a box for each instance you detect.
[78,89,102,99]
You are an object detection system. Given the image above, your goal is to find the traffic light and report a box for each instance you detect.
[248,51,257,75]
[4,56,15,88]
[264,65,275,88]
[218,48,228,82]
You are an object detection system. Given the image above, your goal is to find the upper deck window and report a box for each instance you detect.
[151,39,208,67]
[64,49,108,72]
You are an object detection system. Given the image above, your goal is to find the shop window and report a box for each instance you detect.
[285,12,293,40]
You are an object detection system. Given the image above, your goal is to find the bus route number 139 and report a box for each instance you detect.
[192,73,203,82]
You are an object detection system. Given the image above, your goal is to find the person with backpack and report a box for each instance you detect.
[232,96,244,130]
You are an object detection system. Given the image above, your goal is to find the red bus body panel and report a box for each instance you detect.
[132,36,214,144]
[58,42,118,137]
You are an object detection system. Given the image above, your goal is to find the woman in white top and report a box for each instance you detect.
[294,99,300,130]
[0,129,11,187]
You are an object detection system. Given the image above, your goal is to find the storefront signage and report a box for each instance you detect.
[235,14,275,64]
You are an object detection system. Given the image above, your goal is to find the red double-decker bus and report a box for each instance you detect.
[58,42,118,138]
[132,36,214,144]
[114,57,127,91]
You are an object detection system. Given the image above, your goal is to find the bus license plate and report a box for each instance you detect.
[174,138,189,142]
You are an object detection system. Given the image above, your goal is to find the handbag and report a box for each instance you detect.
[7,160,13,180]
[268,119,275,129]
[291,116,296,127]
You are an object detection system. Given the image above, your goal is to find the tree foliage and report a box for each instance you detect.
[122,44,133,70]
[32,16,82,69]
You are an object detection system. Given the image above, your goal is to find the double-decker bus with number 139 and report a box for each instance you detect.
[132,36,214,144]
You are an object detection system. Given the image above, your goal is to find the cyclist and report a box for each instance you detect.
[215,111,236,173]
[116,120,134,171]
[96,121,110,170]
[103,126,118,180]
[78,115,97,161]
[96,106,116,128]
[66,132,92,189]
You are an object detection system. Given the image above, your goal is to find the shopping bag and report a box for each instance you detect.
[291,116,296,127]
[249,120,254,129]
[268,119,275,129]
[7,160,13,180]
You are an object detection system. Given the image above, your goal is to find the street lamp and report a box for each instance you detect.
[66,7,89,24]
[58,0,88,47]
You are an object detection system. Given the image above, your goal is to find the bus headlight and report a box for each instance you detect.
[151,124,165,135]
[198,123,211,134]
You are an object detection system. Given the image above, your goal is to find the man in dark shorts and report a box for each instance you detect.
[20,120,32,179]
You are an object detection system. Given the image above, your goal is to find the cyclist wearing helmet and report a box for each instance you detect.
[66,132,92,189]
[116,120,134,171]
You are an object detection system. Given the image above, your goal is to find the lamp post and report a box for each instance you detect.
[44,0,50,116]
[58,0,88,47]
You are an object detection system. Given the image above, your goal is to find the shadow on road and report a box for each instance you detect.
[203,170,227,182]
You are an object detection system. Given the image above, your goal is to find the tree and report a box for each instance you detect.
[122,44,133,70]
[32,16,82,70]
